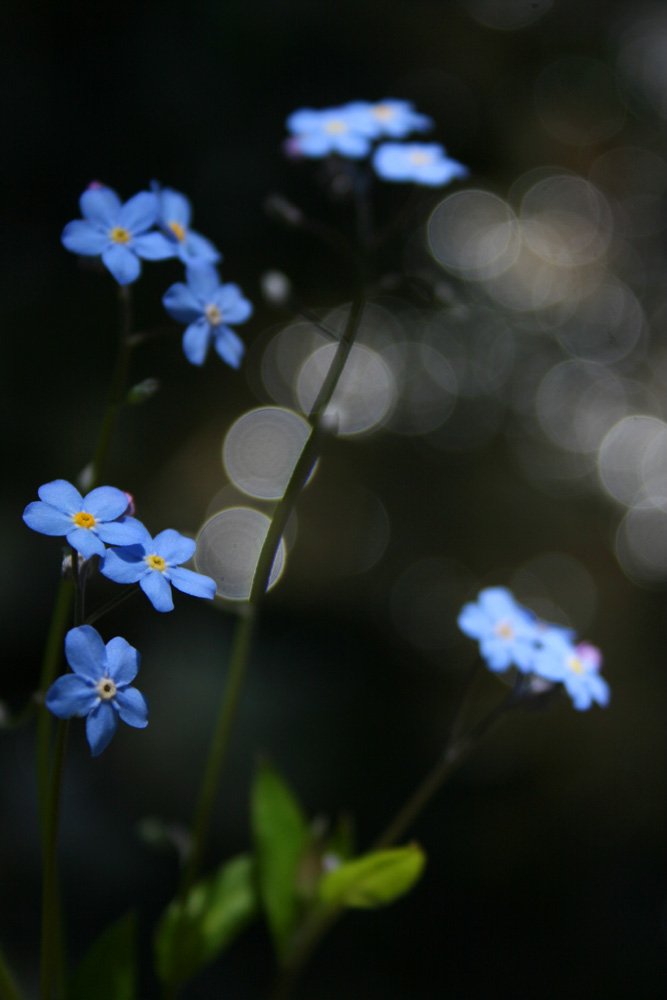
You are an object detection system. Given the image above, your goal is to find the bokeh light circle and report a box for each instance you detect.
[196,508,286,600]
[428,190,521,280]
[598,416,667,506]
[223,407,311,499]
[296,343,395,435]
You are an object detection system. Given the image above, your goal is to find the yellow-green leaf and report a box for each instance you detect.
[317,845,426,909]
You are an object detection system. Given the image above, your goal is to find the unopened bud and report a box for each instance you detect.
[126,377,160,405]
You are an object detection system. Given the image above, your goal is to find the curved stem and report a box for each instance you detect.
[84,584,140,626]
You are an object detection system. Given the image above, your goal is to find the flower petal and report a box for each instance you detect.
[182,319,211,365]
[213,327,245,368]
[99,546,147,584]
[182,230,222,263]
[152,528,196,564]
[159,188,192,227]
[82,485,130,521]
[79,187,121,226]
[214,284,253,324]
[185,262,221,300]
[23,501,73,536]
[38,480,83,512]
[162,282,203,323]
[65,625,107,680]
[105,636,140,685]
[61,220,110,256]
[66,527,106,559]
[140,571,174,612]
[45,674,97,718]
[96,518,150,547]
[102,244,141,285]
[115,687,149,728]
[132,232,177,260]
[168,566,217,600]
[117,191,159,234]
[86,703,118,756]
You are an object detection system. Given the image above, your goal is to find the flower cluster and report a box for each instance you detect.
[62,182,252,368]
[23,479,218,753]
[458,587,610,711]
[285,98,469,187]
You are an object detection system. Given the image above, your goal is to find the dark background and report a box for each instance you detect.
[2,0,667,997]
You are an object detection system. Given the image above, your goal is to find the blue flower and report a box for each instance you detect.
[285,105,375,159]
[23,480,147,559]
[532,634,610,711]
[162,263,252,367]
[100,527,217,612]
[457,587,541,673]
[45,625,148,756]
[372,142,469,186]
[153,184,222,264]
[343,100,433,139]
[61,184,176,284]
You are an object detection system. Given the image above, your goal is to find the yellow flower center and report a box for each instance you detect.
[373,104,395,121]
[168,220,186,242]
[205,303,222,326]
[325,119,347,134]
[109,226,131,244]
[494,621,514,641]
[567,656,584,675]
[146,554,166,572]
[72,511,96,530]
[408,151,433,166]
[96,677,117,701]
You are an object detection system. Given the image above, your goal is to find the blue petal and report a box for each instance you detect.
[214,284,253,324]
[115,687,149,728]
[61,220,110,256]
[117,191,159,234]
[96,518,149,547]
[45,674,97,718]
[79,187,121,226]
[105,636,140,685]
[159,188,191,227]
[182,230,222,263]
[38,480,83,512]
[66,527,106,559]
[65,625,107,680]
[83,485,129,521]
[102,244,141,285]
[213,327,245,368]
[185,262,221,300]
[86,703,118,756]
[182,319,211,365]
[168,566,217,600]
[132,232,178,260]
[152,529,196,565]
[99,546,147,584]
[23,501,72,536]
[140,571,174,612]
[162,282,203,323]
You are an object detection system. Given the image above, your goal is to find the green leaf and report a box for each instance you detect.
[251,760,310,958]
[155,854,258,985]
[317,845,426,909]
[68,912,136,1000]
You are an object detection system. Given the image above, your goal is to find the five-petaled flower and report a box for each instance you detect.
[61,185,175,284]
[344,99,433,139]
[46,625,148,756]
[457,587,541,673]
[372,142,469,186]
[153,184,222,264]
[100,527,216,612]
[23,480,146,559]
[162,262,252,367]
[286,105,375,159]
[532,633,610,711]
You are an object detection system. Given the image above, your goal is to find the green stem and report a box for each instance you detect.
[39,721,69,1000]
[84,584,140,626]
[0,944,24,1000]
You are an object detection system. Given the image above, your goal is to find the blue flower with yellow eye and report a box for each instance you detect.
[457,587,541,673]
[286,105,375,159]
[162,262,252,367]
[344,100,433,139]
[153,184,222,264]
[46,626,148,757]
[61,184,176,284]
[532,633,610,711]
[372,142,469,186]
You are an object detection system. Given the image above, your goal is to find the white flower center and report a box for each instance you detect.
[96,677,117,701]
[205,303,222,326]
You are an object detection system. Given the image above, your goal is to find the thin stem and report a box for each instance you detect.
[84,584,140,626]
[39,721,69,1000]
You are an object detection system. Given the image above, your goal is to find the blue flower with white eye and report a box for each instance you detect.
[22,480,147,559]
[46,626,148,757]
[153,184,222,264]
[532,633,610,711]
[343,100,433,139]
[100,527,216,612]
[372,142,469,186]
[61,184,176,284]
[457,587,541,673]
[162,262,252,367]
[286,105,375,159]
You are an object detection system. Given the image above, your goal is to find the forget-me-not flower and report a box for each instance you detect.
[46,625,148,756]
[286,105,375,159]
[372,142,469,186]
[100,527,217,612]
[153,184,222,264]
[61,184,175,284]
[23,480,147,559]
[162,262,252,367]
[457,587,541,673]
[532,633,610,711]
[344,100,433,139]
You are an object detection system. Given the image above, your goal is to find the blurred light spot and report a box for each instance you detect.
[462,0,552,30]
[589,146,667,238]
[537,361,629,453]
[617,15,667,120]
[391,558,472,650]
[205,485,298,551]
[322,299,407,352]
[196,508,286,600]
[428,190,521,280]
[555,277,644,363]
[223,407,311,499]
[535,56,625,145]
[380,341,457,434]
[616,501,667,582]
[482,242,580,312]
[520,174,613,267]
[258,321,329,408]
[511,552,597,632]
[598,416,667,506]
[297,343,395,435]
